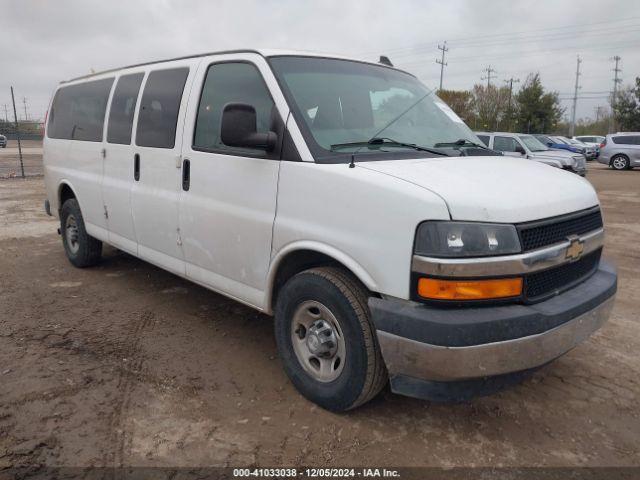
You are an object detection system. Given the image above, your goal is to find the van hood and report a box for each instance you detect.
[359,156,598,223]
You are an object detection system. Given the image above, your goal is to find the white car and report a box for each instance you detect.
[43,49,617,411]
[574,135,605,147]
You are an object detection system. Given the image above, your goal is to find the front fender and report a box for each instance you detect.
[264,240,379,314]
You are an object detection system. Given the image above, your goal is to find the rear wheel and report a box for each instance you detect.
[60,198,102,267]
[274,267,387,411]
[611,155,630,170]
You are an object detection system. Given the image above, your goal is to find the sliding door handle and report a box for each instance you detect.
[134,154,140,181]
[182,159,190,191]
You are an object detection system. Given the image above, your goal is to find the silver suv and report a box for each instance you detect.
[598,133,640,170]
[0,134,7,148]
[475,131,586,176]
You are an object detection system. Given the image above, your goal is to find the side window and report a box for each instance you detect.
[494,136,517,152]
[193,62,275,155]
[612,136,637,145]
[476,135,490,147]
[107,73,144,145]
[136,68,189,149]
[47,78,114,141]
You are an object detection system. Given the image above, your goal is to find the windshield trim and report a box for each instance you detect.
[267,55,450,164]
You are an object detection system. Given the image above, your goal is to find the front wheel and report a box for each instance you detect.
[274,267,387,411]
[611,155,630,170]
[60,198,102,267]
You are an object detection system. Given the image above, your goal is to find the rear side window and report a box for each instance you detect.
[476,135,490,147]
[136,68,189,149]
[493,136,518,152]
[107,73,144,145]
[612,136,640,145]
[193,62,275,154]
[47,78,114,141]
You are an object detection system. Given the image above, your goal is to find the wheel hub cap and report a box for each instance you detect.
[306,320,337,357]
[291,300,346,383]
[65,214,80,254]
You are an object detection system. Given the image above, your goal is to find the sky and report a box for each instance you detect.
[1,0,638,125]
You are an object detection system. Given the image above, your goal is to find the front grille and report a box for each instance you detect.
[524,249,601,301]
[518,208,603,251]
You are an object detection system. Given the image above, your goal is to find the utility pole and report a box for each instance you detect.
[504,77,520,132]
[481,65,496,89]
[436,41,448,91]
[11,87,25,178]
[22,97,29,121]
[569,55,582,137]
[609,55,622,133]
[2,103,9,122]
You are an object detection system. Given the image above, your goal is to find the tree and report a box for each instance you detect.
[514,74,563,133]
[471,84,510,131]
[436,89,475,124]
[613,77,640,131]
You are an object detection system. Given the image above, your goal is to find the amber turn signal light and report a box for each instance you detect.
[417,277,523,301]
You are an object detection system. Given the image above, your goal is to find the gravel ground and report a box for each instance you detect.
[0,160,639,475]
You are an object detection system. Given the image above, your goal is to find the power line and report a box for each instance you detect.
[435,41,448,91]
[569,56,582,137]
[357,16,640,57]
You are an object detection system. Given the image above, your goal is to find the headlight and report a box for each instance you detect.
[415,221,521,257]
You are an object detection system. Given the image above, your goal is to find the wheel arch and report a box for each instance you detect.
[57,180,78,212]
[610,153,630,166]
[265,241,379,315]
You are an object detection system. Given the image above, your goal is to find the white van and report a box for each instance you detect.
[43,50,617,411]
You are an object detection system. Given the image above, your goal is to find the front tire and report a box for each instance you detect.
[60,198,102,267]
[611,155,630,170]
[274,267,387,412]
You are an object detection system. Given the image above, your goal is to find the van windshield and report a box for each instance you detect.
[269,56,480,162]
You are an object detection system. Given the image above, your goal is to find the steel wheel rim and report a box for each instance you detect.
[65,214,80,254]
[613,157,626,169]
[291,300,346,383]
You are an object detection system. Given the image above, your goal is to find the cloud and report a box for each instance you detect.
[1,0,638,122]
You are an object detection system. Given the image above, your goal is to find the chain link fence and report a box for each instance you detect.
[1,121,44,178]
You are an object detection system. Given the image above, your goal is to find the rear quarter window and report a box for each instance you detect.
[47,78,114,141]
[612,136,640,145]
[136,68,189,149]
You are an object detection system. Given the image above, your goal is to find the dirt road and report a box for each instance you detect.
[1,164,639,473]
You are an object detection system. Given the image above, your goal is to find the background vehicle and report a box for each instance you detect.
[534,134,585,156]
[597,133,640,170]
[561,136,597,160]
[475,131,586,175]
[43,50,613,411]
[0,134,7,148]
[574,135,605,148]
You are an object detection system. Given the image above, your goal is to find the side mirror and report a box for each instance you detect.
[515,145,526,155]
[220,103,277,151]
[546,142,553,147]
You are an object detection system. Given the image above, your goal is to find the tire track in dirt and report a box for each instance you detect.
[104,310,155,474]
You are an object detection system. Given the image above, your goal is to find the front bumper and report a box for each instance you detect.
[370,260,616,395]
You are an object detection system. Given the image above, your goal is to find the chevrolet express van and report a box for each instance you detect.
[43,50,617,411]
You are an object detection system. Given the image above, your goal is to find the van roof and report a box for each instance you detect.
[61,49,410,84]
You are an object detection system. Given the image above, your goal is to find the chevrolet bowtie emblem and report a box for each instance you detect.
[565,236,585,261]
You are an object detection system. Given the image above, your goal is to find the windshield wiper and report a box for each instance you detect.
[433,138,490,150]
[331,137,448,156]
